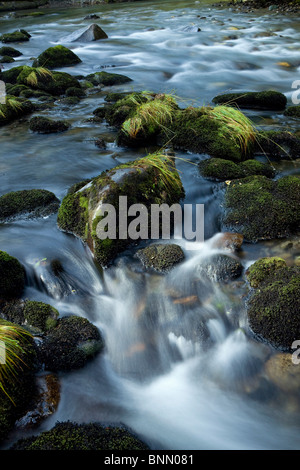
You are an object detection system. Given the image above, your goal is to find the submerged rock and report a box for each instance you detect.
[38,315,104,371]
[0,251,25,299]
[29,116,70,133]
[246,262,300,351]
[212,90,287,111]
[196,253,243,282]
[32,45,81,69]
[136,243,185,273]
[223,175,300,242]
[10,421,149,450]
[0,188,60,222]
[61,24,108,42]
[255,131,300,160]
[57,154,184,267]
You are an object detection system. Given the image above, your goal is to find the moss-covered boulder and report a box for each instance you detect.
[0,55,15,63]
[255,131,300,159]
[223,175,300,242]
[0,319,36,443]
[38,315,104,371]
[0,251,25,299]
[57,153,184,267]
[29,116,70,134]
[212,90,287,110]
[10,421,149,450]
[0,95,35,126]
[32,45,81,69]
[0,299,59,334]
[136,243,185,273]
[16,66,81,96]
[0,30,31,44]
[0,46,22,57]
[246,257,287,288]
[246,263,300,350]
[0,189,60,222]
[85,71,132,87]
[284,106,300,119]
[198,157,275,181]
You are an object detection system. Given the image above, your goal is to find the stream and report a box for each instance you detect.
[0,0,300,450]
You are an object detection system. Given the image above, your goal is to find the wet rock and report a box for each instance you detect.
[246,257,287,288]
[0,46,22,57]
[247,264,300,350]
[83,14,100,20]
[284,106,300,119]
[15,373,60,430]
[10,421,149,450]
[265,353,300,393]
[32,45,81,69]
[196,253,243,282]
[199,157,275,181]
[29,116,70,133]
[136,243,185,273]
[0,188,60,222]
[61,24,108,42]
[95,138,106,149]
[212,90,287,111]
[65,86,85,98]
[0,95,35,126]
[255,131,300,159]
[0,30,31,43]
[211,232,244,252]
[85,71,132,87]
[181,25,201,32]
[0,251,25,299]
[223,175,300,242]
[57,154,184,267]
[0,55,15,63]
[38,315,104,372]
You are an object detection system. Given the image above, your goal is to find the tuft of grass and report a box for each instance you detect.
[25,67,53,87]
[0,322,32,404]
[0,96,24,119]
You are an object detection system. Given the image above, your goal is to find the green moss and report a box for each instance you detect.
[0,46,22,57]
[1,55,15,63]
[199,157,275,181]
[11,421,149,450]
[23,300,59,333]
[32,45,81,69]
[29,116,70,134]
[57,192,89,240]
[0,65,25,84]
[136,243,185,273]
[223,175,300,241]
[0,95,35,126]
[246,257,287,288]
[0,30,30,44]
[248,266,300,350]
[0,251,25,299]
[0,189,59,221]
[16,66,80,96]
[255,130,300,159]
[284,106,300,118]
[212,90,287,110]
[85,71,132,87]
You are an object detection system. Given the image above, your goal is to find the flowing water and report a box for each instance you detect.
[1,0,300,450]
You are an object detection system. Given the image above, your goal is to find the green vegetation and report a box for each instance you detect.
[0,189,60,221]
[0,95,35,126]
[199,157,275,181]
[136,243,185,273]
[29,116,70,134]
[23,300,59,333]
[212,90,287,110]
[85,71,132,87]
[246,257,287,288]
[32,45,81,68]
[0,251,25,299]
[0,46,22,57]
[0,30,30,44]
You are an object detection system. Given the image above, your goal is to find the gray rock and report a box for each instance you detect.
[62,24,108,42]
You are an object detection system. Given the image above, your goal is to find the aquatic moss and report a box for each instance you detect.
[29,116,70,134]
[248,266,300,350]
[0,30,30,44]
[212,90,287,110]
[32,45,81,69]
[199,157,275,181]
[0,251,25,299]
[85,71,132,87]
[246,257,287,288]
[223,175,300,241]
[0,189,60,221]
[23,300,59,333]
[57,192,89,240]
[10,421,149,450]
[16,66,80,96]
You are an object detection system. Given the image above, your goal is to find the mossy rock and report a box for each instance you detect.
[23,300,59,333]
[255,131,300,160]
[0,95,35,126]
[247,265,300,350]
[284,106,300,119]
[29,116,70,134]
[0,55,15,63]
[16,66,81,96]
[246,257,287,288]
[85,71,132,87]
[57,154,184,267]
[0,319,36,443]
[0,30,31,44]
[65,86,85,98]
[10,421,149,450]
[0,251,25,299]
[38,315,104,371]
[212,90,287,110]
[136,243,185,273]
[32,45,81,69]
[199,157,275,181]
[0,188,60,222]
[223,175,300,241]
[0,46,22,57]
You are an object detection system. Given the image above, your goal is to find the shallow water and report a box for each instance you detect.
[0,0,300,450]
